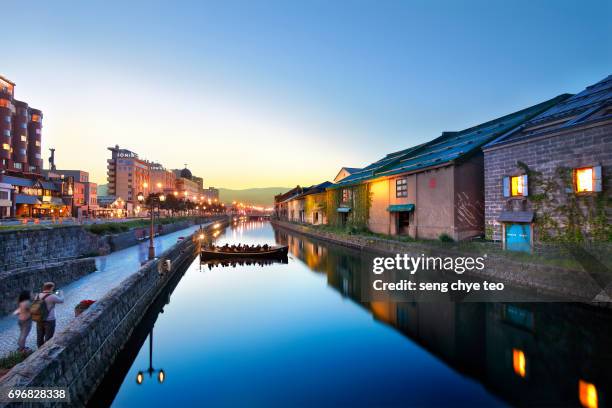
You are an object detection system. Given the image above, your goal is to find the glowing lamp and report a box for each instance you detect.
[579,380,598,408]
[512,349,526,378]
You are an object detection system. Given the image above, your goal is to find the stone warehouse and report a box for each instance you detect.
[327,95,567,240]
[483,74,612,251]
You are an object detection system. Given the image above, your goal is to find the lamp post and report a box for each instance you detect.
[137,191,166,260]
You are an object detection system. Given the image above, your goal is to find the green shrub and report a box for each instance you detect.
[438,233,454,242]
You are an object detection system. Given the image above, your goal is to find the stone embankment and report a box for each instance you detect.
[0,227,107,272]
[0,217,226,272]
[0,258,96,316]
[271,220,610,304]
[0,219,228,407]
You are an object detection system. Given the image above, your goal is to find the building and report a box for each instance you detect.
[149,162,176,193]
[333,167,361,183]
[1,75,43,175]
[107,145,151,204]
[274,186,304,220]
[201,187,219,202]
[300,182,332,225]
[0,174,70,217]
[43,169,99,218]
[173,167,201,200]
[0,182,11,218]
[0,75,76,218]
[483,75,612,251]
[329,95,568,240]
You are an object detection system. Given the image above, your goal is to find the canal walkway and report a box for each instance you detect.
[0,223,206,356]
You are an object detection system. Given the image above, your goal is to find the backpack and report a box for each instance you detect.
[31,294,51,322]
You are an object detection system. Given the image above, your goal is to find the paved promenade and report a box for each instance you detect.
[0,224,203,355]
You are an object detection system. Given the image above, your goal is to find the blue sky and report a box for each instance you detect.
[2,0,611,188]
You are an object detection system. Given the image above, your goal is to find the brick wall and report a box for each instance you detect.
[484,122,612,241]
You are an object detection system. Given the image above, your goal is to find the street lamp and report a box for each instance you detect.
[138,191,166,260]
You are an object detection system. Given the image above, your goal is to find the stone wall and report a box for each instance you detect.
[0,220,227,407]
[0,227,108,272]
[107,219,195,252]
[483,122,612,241]
[0,216,226,271]
[0,258,97,316]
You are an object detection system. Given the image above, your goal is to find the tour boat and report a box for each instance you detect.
[200,245,288,260]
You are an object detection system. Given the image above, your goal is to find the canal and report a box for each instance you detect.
[92,220,612,407]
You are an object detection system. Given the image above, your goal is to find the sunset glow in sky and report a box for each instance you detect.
[3,0,610,188]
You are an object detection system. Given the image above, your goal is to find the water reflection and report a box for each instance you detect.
[200,258,288,270]
[93,222,611,407]
[276,226,612,408]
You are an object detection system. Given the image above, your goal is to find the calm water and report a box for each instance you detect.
[93,221,612,407]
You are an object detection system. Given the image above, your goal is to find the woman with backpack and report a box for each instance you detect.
[13,290,32,352]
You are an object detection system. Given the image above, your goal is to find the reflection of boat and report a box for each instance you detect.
[201,257,288,270]
[200,245,289,260]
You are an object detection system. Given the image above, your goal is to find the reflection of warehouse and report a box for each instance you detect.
[273,226,611,407]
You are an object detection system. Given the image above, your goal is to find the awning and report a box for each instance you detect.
[387,204,415,212]
[337,207,351,213]
[1,176,34,188]
[498,211,534,223]
[41,181,60,191]
[15,194,42,205]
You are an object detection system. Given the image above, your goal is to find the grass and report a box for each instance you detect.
[0,216,200,235]
[0,224,73,232]
[0,350,32,370]
[84,216,195,235]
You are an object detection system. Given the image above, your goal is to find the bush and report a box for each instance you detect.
[438,233,454,242]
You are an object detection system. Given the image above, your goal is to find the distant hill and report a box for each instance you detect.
[218,187,292,207]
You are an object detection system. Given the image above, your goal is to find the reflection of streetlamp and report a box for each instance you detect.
[137,191,166,260]
[136,329,165,385]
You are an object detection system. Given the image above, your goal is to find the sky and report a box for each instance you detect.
[2,0,611,189]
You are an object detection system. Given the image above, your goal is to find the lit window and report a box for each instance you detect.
[14,162,22,169]
[35,140,40,147]
[4,116,10,123]
[342,189,352,203]
[20,135,27,142]
[576,167,594,193]
[579,380,598,408]
[504,175,528,198]
[511,176,524,197]
[396,178,408,198]
[512,348,526,378]
[2,143,9,151]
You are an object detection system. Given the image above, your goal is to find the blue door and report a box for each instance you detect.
[505,223,531,252]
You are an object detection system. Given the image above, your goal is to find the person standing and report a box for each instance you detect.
[31,282,64,347]
[13,291,32,352]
